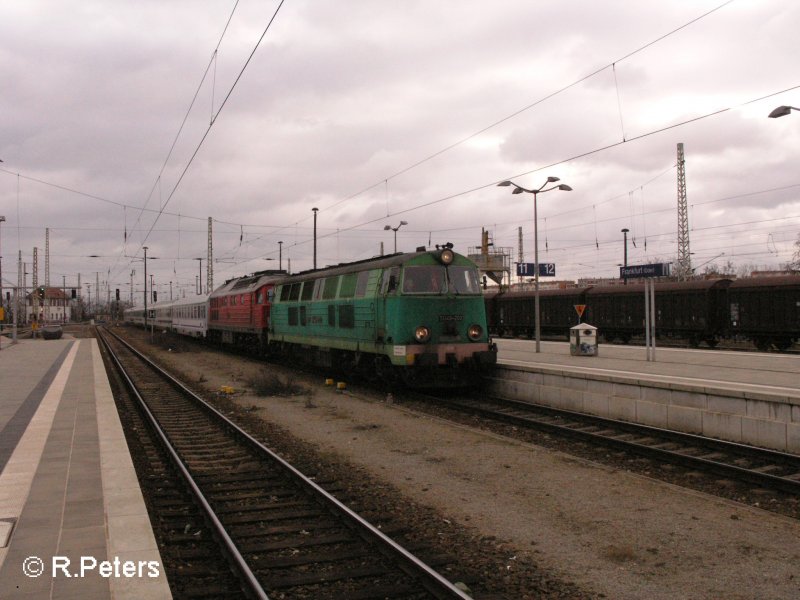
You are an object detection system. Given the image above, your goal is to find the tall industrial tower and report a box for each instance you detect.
[675,143,692,279]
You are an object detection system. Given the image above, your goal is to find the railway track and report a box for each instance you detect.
[98,327,472,599]
[426,394,800,495]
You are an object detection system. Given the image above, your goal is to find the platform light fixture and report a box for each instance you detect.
[498,177,572,353]
[383,221,408,254]
[768,105,799,118]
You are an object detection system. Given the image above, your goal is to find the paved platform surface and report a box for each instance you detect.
[0,336,171,599]
[496,339,800,400]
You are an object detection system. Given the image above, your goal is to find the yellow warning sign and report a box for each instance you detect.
[574,304,586,317]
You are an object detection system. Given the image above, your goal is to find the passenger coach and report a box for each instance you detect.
[269,246,497,386]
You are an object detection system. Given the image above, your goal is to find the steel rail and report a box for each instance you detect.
[430,394,800,495]
[101,327,471,600]
[97,327,269,599]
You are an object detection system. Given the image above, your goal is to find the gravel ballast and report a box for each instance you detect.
[123,328,800,599]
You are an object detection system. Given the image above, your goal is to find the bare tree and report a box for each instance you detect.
[784,233,800,272]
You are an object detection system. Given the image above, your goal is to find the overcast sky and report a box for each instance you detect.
[1,0,798,302]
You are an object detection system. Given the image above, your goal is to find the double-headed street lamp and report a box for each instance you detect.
[621,228,630,285]
[768,105,799,118]
[195,257,203,294]
[498,177,572,353]
[383,221,408,254]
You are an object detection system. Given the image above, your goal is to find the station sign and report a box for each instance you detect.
[516,262,556,277]
[619,263,670,279]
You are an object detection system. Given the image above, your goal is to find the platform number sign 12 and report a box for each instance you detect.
[516,263,556,277]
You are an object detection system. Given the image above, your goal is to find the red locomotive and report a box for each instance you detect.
[207,270,285,353]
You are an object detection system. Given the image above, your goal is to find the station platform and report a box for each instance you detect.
[491,339,800,453]
[495,338,800,398]
[0,336,171,599]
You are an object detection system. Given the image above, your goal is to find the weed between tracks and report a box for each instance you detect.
[248,369,310,398]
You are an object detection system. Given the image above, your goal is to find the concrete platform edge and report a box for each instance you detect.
[92,340,172,599]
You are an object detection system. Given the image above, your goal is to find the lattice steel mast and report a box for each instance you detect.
[676,143,692,279]
[207,217,213,294]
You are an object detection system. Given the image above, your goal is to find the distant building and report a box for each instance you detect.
[748,270,796,278]
[26,287,72,324]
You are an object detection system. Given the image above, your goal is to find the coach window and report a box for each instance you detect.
[257,291,264,304]
[289,283,301,301]
[301,281,314,301]
[313,279,324,301]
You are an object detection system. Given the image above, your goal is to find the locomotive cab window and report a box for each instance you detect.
[402,265,446,294]
[381,267,400,295]
[447,266,480,294]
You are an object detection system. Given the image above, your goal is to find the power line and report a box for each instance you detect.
[311,0,737,219]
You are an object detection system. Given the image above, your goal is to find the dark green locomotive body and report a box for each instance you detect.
[269,248,496,386]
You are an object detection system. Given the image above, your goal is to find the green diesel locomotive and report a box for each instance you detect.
[269,246,497,386]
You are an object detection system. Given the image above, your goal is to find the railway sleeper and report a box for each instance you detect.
[239,531,356,553]
[750,464,785,474]
[695,452,728,461]
[192,470,276,484]
[249,543,371,570]
[260,562,417,590]
[234,520,343,541]
[224,507,327,525]
[214,499,311,515]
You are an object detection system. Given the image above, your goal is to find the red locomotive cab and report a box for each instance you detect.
[207,270,285,352]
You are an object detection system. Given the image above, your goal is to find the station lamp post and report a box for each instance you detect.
[143,247,148,329]
[498,177,572,353]
[621,228,630,285]
[195,257,203,294]
[312,208,319,270]
[768,105,800,118]
[0,215,5,349]
[383,221,408,254]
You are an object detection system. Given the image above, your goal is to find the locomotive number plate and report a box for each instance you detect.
[438,314,463,322]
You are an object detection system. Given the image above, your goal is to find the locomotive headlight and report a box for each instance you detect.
[467,324,482,341]
[414,325,431,343]
[438,249,454,265]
